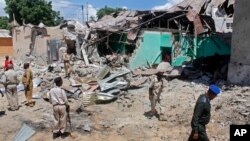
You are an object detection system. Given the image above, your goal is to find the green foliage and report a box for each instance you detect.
[97,6,125,20]
[0,16,9,29]
[4,0,63,26]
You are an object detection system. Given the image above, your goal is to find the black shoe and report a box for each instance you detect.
[53,132,60,139]
[144,111,157,119]
[61,132,70,139]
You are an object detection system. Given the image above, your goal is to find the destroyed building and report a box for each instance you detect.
[12,23,64,64]
[84,0,234,79]
[11,0,234,82]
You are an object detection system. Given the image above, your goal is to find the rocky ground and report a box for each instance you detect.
[0,75,249,141]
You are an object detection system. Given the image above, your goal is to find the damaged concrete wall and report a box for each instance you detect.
[12,26,33,61]
[129,31,172,69]
[32,36,49,65]
[12,26,64,64]
[33,27,63,64]
[46,27,64,40]
[228,0,250,85]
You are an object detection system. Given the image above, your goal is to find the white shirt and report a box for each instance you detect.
[49,87,68,106]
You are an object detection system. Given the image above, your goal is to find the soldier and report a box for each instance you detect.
[63,49,73,78]
[148,73,163,117]
[0,64,19,111]
[22,63,34,107]
[49,77,69,139]
[188,85,221,141]
[147,62,171,120]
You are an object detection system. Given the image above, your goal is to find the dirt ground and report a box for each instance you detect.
[0,76,249,141]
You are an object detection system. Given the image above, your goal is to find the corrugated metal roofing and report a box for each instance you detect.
[0,29,11,38]
[168,0,233,13]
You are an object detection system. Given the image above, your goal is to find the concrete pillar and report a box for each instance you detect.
[228,0,250,85]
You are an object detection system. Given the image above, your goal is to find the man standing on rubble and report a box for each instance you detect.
[63,49,73,78]
[49,76,69,139]
[0,64,19,111]
[147,63,167,118]
[188,85,221,141]
[22,63,34,107]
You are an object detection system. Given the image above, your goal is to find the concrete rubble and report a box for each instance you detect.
[3,0,234,104]
[2,0,250,140]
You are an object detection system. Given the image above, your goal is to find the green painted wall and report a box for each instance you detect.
[97,31,231,69]
[129,31,172,69]
[129,31,231,69]
[97,33,135,55]
[196,36,231,58]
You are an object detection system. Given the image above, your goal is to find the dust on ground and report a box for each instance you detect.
[0,77,249,141]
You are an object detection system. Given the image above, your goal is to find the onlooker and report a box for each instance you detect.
[0,64,19,111]
[49,76,69,139]
[22,63,34,107]
[4,56,14,71]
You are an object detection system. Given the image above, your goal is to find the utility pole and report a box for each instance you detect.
[86,2,89,22]
[81,5,84,23]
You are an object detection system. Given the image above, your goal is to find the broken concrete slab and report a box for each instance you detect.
[69,78,82,87]
[132,69,159,76]
[130,77,147,87]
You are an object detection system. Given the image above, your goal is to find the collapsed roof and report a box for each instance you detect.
[168,0,234,15]
[89,0,234,36]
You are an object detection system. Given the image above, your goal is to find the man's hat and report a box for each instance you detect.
[209,85,221,95]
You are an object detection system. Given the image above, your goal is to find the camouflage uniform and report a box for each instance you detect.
[63,53,72,77]
[149,74,163,114]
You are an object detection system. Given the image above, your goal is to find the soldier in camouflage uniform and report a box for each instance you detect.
[63,49,73,78]
[148,72,163,116]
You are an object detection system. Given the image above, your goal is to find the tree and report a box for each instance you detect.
[4,0,63,26]
[0,16,9,29]
[89,16,96,21]
[96,6,125,20]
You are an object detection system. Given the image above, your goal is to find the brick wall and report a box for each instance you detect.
[0,38,13,57]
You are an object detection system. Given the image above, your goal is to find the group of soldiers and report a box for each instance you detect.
[1,52,221,140]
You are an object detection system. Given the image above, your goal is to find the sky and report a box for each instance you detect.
[0,0,183,22]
